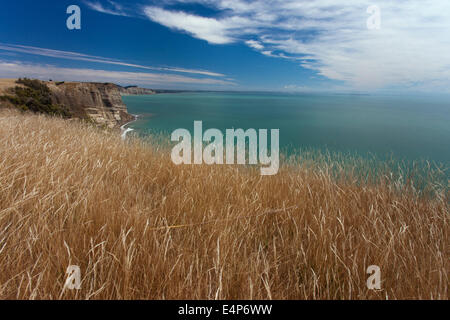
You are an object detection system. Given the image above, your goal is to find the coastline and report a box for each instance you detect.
[120,114,139,140]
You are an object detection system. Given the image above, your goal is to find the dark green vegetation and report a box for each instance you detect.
[0,78,71,117]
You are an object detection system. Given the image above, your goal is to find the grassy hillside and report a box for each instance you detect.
[0,109,447,299]
[0,78,71,117]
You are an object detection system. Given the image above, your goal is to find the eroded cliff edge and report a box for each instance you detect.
[0,79,154,128]
[48,81,137,128]
[118,85,155,96]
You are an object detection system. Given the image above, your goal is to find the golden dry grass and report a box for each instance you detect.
[0,79,22,95]
[0,109,448,300]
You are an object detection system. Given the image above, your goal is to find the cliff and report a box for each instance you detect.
[0,79,157,128]
[46,81,135,128]
[118,85,155,96]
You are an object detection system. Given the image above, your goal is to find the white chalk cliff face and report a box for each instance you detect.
[118,86,155,96]
[47,82,135,128]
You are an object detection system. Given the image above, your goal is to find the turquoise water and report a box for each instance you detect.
[122,92,450,164]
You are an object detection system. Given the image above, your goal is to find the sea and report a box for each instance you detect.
[122,92,450,165]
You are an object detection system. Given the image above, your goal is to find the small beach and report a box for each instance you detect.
[120,115,138,140]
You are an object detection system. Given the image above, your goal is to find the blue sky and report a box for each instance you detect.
[0,0,449,92]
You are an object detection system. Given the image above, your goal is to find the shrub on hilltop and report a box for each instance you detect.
[0,78,72,117]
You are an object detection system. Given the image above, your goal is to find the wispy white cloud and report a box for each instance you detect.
[0,43,225,77]
[0,60,235,87]
[245,40,264,51]
[84,0,130,16]
[140,0,450,91]
[144,6,237,44]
